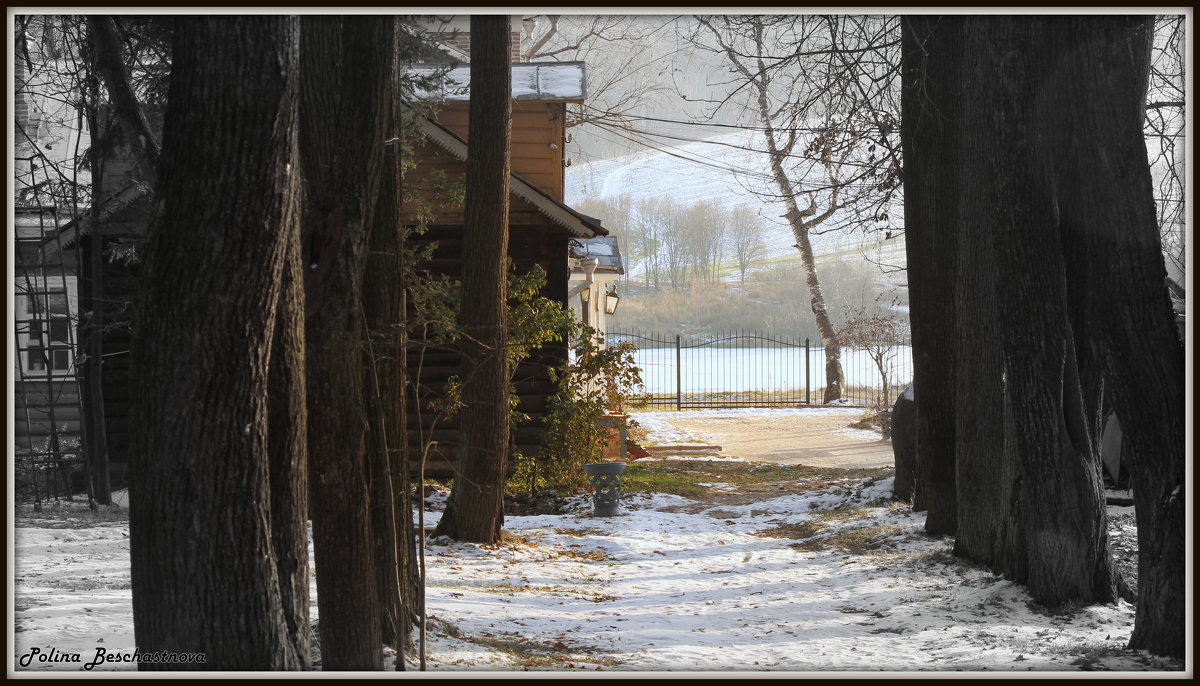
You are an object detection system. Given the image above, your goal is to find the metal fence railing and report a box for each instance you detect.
[606,330,913,410]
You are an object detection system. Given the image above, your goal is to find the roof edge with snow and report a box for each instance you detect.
[414,113,605,239]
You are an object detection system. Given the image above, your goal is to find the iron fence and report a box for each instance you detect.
[606,330,912,410]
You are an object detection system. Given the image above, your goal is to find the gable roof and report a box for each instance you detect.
[407,62,587,103]
[41,180,153,257]
[414,114,606,239]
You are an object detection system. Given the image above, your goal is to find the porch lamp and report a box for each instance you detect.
[580,285,590,306]
[604,286,620,315]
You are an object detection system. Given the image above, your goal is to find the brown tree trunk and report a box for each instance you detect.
[299,16,393,670]
[363,104,411,654]
[941,15,1026,580]
[904,15,1169,613]
[433,15,513,544]
[267,196,312,668]
[1038,16,1184,656]
[968,16,1117,607]
[899,16,957,531]
[128,16,305,669]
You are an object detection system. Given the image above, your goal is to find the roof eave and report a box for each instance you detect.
[413,113,605,239]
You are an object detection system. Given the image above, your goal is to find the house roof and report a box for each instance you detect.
[570,236,624,276]
[41,180,152,256]
[407,62,587,103]
[414,114,606,239]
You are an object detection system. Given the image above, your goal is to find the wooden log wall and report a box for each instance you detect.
[404,223,570,478]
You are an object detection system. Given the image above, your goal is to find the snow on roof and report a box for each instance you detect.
[569,236,624,275]
[407,62,586,102]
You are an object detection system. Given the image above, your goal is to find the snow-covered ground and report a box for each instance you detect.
[415,481,1176,673]
[634,406,873,446]
[11,474,1179,674]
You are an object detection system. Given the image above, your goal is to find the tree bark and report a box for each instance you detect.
[904,16,1182,619]
[433,15,513,543]
[1037,16,1183,656]
[967,16,1117,606]
[944,15,1026,581]
[299,16,393,670]
[363,105,412,654]
[128,16,305,669]
[266,193,311,668]
[86,16,161,180]
[899,16,957,531]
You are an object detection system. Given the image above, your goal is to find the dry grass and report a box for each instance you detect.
[430,616,624,670]
[622,460,891,503]
[753,506,908,555]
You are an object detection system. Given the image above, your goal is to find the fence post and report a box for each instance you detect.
[675,333,682,411]
[805,337,810,405]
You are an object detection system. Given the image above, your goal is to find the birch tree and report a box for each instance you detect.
[687,15,899,401]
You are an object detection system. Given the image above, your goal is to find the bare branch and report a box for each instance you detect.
[86,15,160,177]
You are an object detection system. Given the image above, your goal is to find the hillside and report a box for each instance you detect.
[564,129,907,277]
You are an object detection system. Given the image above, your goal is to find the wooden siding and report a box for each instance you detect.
[431,101,567,199]
[401,138,549,218]
[76,217,145,474]
[404,223,570,478]
[13,377,84,448]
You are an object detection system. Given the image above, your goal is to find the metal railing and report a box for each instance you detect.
[606,329,912,410]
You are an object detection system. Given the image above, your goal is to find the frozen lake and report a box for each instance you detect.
[621,344,913,406]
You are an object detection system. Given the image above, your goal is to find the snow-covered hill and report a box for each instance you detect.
[565,130,906,274]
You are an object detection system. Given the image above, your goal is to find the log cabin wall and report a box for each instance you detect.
[401,100,574,478]
[432,101,567,199]
[404,223,570,478]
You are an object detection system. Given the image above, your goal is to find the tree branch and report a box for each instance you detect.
[86,16,160,177]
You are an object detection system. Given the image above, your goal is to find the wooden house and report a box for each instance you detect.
[402,61,608,477]
[14,208,83,458]
[13,41,143,497]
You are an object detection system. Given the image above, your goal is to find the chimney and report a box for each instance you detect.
[427,16,527,62]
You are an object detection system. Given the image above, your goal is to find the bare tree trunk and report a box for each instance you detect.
[899,16,957,531]
[787,218,845,403]
[904,15,1172,615]
[128,16,305,669]
[696,16,849,402]
[364,104,409,653]
[85,16,160,180]
[1038,15,1183,656]
[84,130,111,507]
[267,199,312,668]
[299,15,393,670]
[433,15,513,544]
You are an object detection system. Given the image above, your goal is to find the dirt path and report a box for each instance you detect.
[632,408,895,469]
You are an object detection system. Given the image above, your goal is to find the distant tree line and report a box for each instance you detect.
[575,194,768,290]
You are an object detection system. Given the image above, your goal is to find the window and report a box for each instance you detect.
[16,280,76,376]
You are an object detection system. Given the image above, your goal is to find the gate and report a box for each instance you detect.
[606,330,912,410]
[607,330,813,409]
